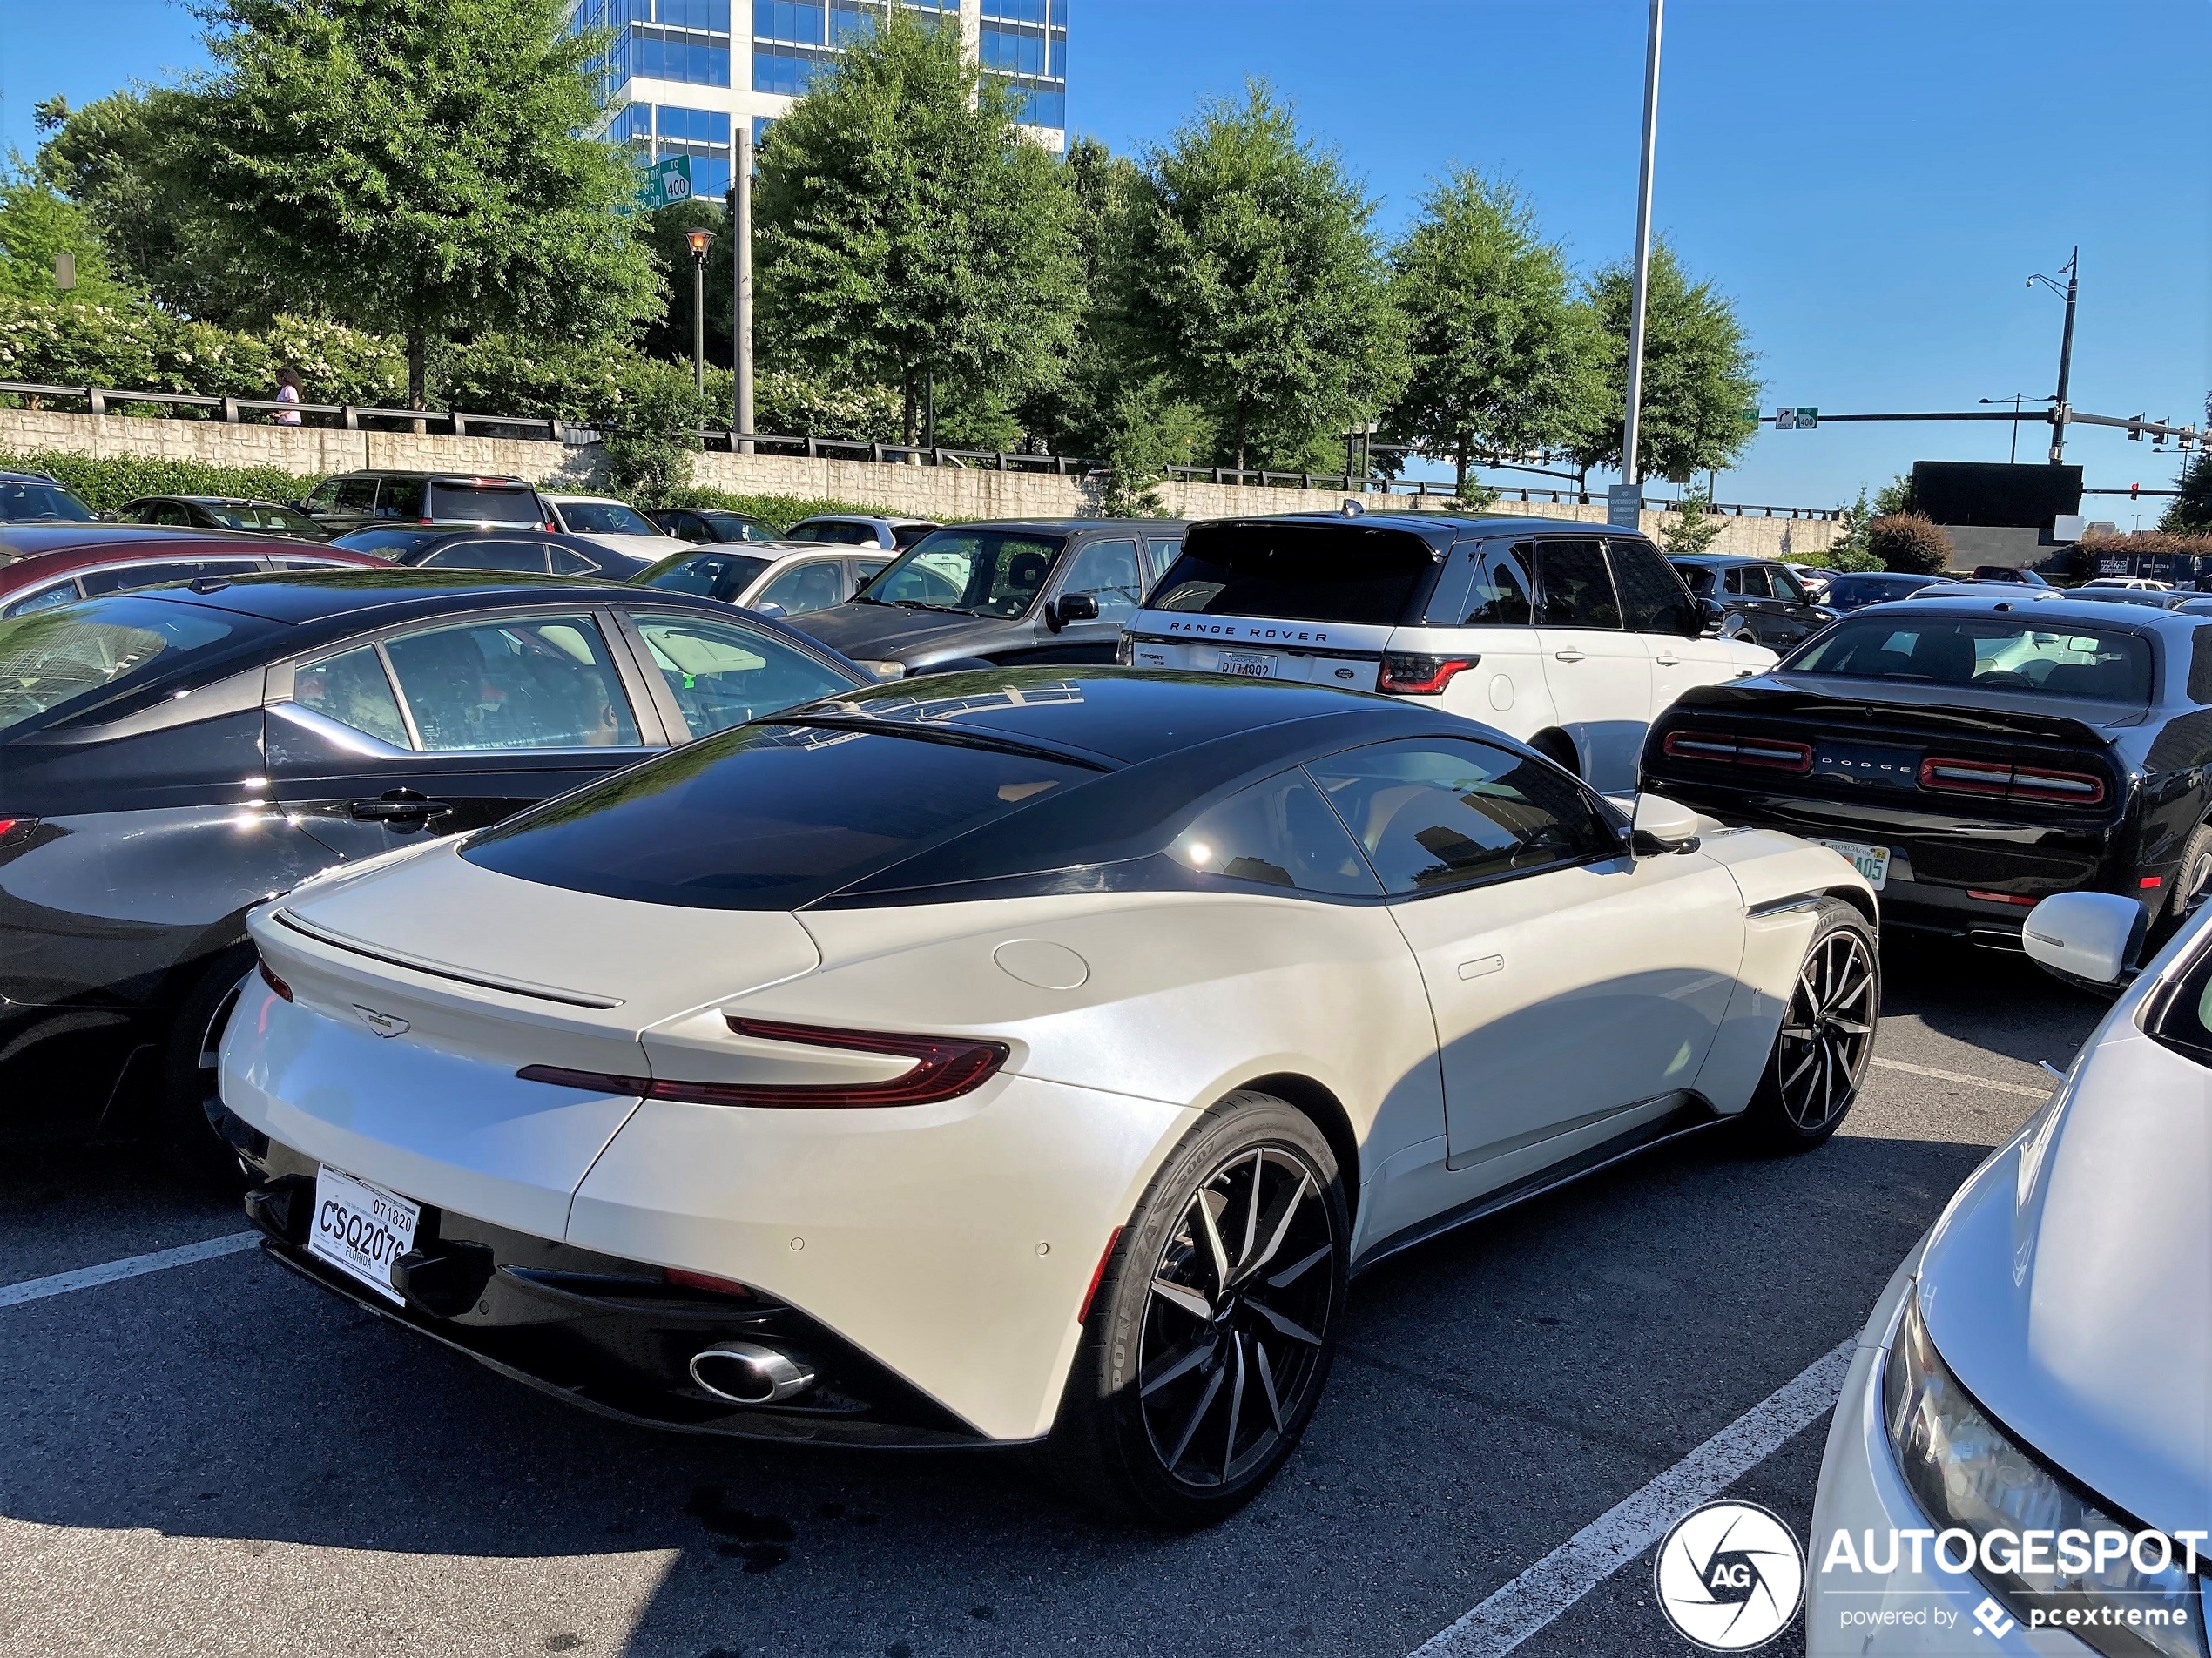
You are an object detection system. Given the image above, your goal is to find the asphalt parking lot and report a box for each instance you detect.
[0,937,2102,1658]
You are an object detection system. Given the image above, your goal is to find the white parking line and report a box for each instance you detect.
[1407,1336,1857,1658]
[0,1231,260,1311]
[1869,1056,2054,1099]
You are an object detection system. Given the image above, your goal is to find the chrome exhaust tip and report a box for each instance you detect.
[689,1340,816,1405]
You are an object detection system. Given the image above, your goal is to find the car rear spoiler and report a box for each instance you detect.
[1670,682,2119,748]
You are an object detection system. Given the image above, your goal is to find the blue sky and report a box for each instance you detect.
[3,0,2207,512]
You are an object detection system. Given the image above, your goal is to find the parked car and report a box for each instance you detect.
[799,518,1188,679]
[2082,576,2172,591]
[1784,562,1833,602]
[542,494,680,561]
[646,505,786,546]
[635,541,893,622]
[2048,585,2196,610]
[298,470,552,536]
[784,513,939,553]
[0,528,386,618]
[0,568,868,1177]
[1669,554,1839,650]
[1968,563,2054,585]
[1641,593,2212,949]
[1906,581,2060,603]
[334,527,657,580]
[220,664,1878,1526]
[1124,514,1772,793]
[1807,887,2208,1657]
[0,469,99,523]
[1817,570,1947,612]
[120,495,332,539]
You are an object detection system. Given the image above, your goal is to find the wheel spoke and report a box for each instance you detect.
[1166,1364,1225,1472]
[1196,1192,1232,1296]
[1238,1150,1263,1270]
[1221,1332,1244,1483]
[1235,1174,1312,1286]
[1266,1242,1332,1291]
[1150,1277,1212,1322]
[1255,1340,1285,1432]
[1826,1015,1871,1036]
[1251,1301,1322,1346]
[1139,1335,1218,1399]
[1780,1046,1819,1092]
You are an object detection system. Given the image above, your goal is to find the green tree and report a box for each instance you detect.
[753,9,1082,446]
[1382,168,1597,497]
[602,355,706,500]
[0,161,134,304]
[160,0,658,407]
[1657,489,1724,556]
[1818,488,1885,572]
[2164,423,2212,533]
[1568,241,1760,484]
[1874,472,1914,516]
[1119,83,1406,473]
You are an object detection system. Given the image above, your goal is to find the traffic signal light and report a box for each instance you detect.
[2128,414,2146,440]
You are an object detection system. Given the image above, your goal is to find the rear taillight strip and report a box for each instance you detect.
[1919,756,2107,807]
[1660,730,1813,773]
[519,1019,1008,1109]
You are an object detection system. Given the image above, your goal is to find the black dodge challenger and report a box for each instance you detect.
[1640,594,2212,948]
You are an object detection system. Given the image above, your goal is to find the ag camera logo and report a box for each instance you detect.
[1654,1500,1807,1651]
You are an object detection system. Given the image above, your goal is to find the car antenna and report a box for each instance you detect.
[1340,498,1363,517]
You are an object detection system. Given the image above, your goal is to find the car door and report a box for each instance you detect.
[1306,737,1744,1171]
[1041,534,1144,660]
[752,556,849,617]
[265,607,665,859]
[1529,537,1651,791]
[1607,536,1714,716]
[1764,563,1829,643]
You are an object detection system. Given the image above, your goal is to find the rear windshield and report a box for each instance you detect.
[642,550,772,601]
[1147,522,1437,626]
[1786,616,2154,703]
[428,482,542,525]
[462,724,1094,909]
[559,501,657,536]
[0,596,258,732]
[0,480,98,523]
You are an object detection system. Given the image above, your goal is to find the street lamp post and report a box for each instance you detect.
[734,125,753,453]
[1619,0,1665,503]
[1978,394,2054,466]
[685,226,717,397]
[2027,247,2079,464]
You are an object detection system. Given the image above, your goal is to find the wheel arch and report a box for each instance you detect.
[1819,885,1878,929]
[1527,726,1579,777]
[1233,1071,1361,1227]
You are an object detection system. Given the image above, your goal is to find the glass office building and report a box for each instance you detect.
[573,0,1068,203]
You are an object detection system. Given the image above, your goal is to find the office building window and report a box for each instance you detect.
[1014,86,1063,130]
[626,33,732,84]
[685,155,732,198]
[979,24,1045,76]
[753,0,823,44]
[828,2,875,44]
[1049,33,1064,77]
[753,44,829,93]
[981,0,1047,19]
[657,0,732,29]
[656,104,732,145]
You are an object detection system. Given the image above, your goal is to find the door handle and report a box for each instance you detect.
[1654,653,1683,667]
[1553,649,1585,663]
[348,792,453,823]
[1457,954,1505,981]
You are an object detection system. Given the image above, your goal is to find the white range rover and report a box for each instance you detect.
[1121,511,1778,792]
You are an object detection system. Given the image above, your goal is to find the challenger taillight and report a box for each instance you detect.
[1919,757,2107,807]
[519,1019,1008,1109]
[259,960,294,1001]
[1379,653,1478,695]
[1660,730,1813,772]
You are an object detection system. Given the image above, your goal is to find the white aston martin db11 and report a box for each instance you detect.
[219,668,1878,1526]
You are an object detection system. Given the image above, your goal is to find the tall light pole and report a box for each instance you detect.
[1618,0,1664,501]
[1979,393,2052,466]
[734,125,754,453]
[685,226,716,397]
[2028,247,2079,464]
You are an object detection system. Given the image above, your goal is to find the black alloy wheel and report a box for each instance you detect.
[1744,900,1878,1151]
[1136,1144,1335,1491]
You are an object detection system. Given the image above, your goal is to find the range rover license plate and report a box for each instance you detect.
[1216,652,1276,678]
[307,1165,421,1304]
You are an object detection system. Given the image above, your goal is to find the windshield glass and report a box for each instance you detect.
[462,723,1091,909]
[204,502,320,536]
[1149,522,1437,625]
[0,480,98,523]
[641,550,772,601]
[428,482,541,525]
[0,597,253,732]
[859,529,1067,617]
[1786,616,2154,703]
[560,501,658,536]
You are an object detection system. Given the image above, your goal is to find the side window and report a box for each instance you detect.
[420,540,550,574]
[383,615,640,751]
[1146,538,1183,582]
[79,562,205,596]
[3,580,81,617]
[1608,538,1698,635]
[2189,628,2212,706]
[1170,768,1379,896]
[332,478,379,513]
[136,500,187,525]
[628,611,851,738]
[673,513,711,543]
[1769,564,1810,603]
[550,547,599,576]
[1058,537,1143,623]
[1307,739,1620,896]
[756,559,846,616]
[293,644,410,748]
[378,479,426,520]
[853,558,889,583]
[1462,542,1534,625]
[1533,540,1621,629]
[1736,565,1773,598]
[304,480,343,511]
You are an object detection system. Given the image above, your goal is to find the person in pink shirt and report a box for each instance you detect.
[274,365,302,426]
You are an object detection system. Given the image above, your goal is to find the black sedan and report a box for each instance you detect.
[646,505,785,545]
[1641,595,2212,951]
[1669,554,1838,649]
[121,495,333,540]
[334,527,654,579]
[1818,570,1946,612]
[0,570,868,1176]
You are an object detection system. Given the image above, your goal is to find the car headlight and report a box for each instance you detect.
[1885,1286,2209,1657]
[854,659,905,681]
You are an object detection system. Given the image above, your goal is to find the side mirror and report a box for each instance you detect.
[1631,792,1702,855]
[2022,892,2145,987]
[1696,597,1726,633]
[753,601,787,620]
[1055,592,1101,627]
[1676,602,1704,639]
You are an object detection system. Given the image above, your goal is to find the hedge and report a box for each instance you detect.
[1,449,326,511]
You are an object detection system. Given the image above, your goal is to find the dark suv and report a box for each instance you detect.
[298,471,552,536]
[1669,554,1838,650]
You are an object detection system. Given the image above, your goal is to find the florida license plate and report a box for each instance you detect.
[1811,838,1891,891]
[307,1165,421,1304]
[1216,652,1276,678]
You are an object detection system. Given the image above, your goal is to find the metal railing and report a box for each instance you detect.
[0,379,1841,518]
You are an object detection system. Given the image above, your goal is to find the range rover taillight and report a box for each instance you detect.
[1919,757,2107,807]
[1379,653,1478,695]
[1659,731,1813,772]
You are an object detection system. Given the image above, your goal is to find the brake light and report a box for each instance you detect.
[665,1266,753,1298]
[1379,653,1478,695]
[518,1019,1009,1109]
[259,960,293,1001]
[0,817,33,843]
[1659,731,1813,772]
[1966,890,2038,907]
[1919,757,2106,807]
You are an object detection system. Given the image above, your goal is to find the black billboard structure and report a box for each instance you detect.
[1911,462,2083,529]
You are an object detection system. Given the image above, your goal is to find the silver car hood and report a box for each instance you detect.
[1918,1002,2212,1536]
